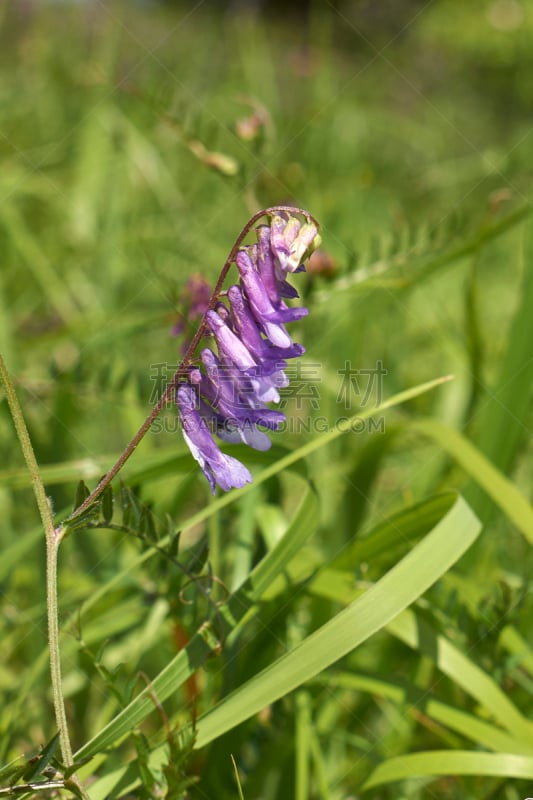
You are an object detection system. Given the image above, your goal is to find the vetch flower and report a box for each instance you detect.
[256,226,299,303]
[176,385,253,493]
[175,208,320,494]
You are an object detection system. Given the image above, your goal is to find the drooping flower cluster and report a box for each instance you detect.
[176,210,320,494]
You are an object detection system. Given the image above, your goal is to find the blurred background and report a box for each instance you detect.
[1,1,533,798]
[1,0,531,494]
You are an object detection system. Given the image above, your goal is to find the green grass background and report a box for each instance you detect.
[1,1,533,798]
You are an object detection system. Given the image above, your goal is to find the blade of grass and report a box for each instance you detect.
[500,626,533,680]
[364,751,533,789]
[413,418,533,544]
[330,491,458,572]
[295,690,312,800]
[466,218,533,523]
[191,494,479,749]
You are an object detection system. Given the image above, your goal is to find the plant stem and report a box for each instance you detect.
[66,205,319,525]
[46,530,73,765]
[0,356,78,774]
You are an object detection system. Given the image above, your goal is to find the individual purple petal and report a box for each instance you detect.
[227,285,304,367]
[238,423,272,450]
[270,213,291,257]
[256,227,300,304]
[217,420,272,451]
[214,301,232,327]
[177,384,252,494]
[256,229,298,303]
[206,310,257,374]
[255,227,278,305]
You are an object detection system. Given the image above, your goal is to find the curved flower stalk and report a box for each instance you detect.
[66,207,320,525]
[176,210,321,494]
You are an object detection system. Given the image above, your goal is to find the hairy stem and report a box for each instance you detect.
[66,205,318,525]
[46,532,73,764]
[0,356,77,773]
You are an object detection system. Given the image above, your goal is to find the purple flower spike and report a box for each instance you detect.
[175,207,320,493]
[176,385,253,494]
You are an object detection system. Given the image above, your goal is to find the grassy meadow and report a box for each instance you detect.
[1,1,533,798]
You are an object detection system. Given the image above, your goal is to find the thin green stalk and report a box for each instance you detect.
[0,354,88,796]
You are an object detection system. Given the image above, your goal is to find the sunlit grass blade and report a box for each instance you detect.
[500,626,533,680]
[191,494,479,749]
[363,751,533,790]
[413,418,533,544]
[467,219,533,523]
[295,690,312,800]
[330,491,458,571]
[231,755,245,800]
